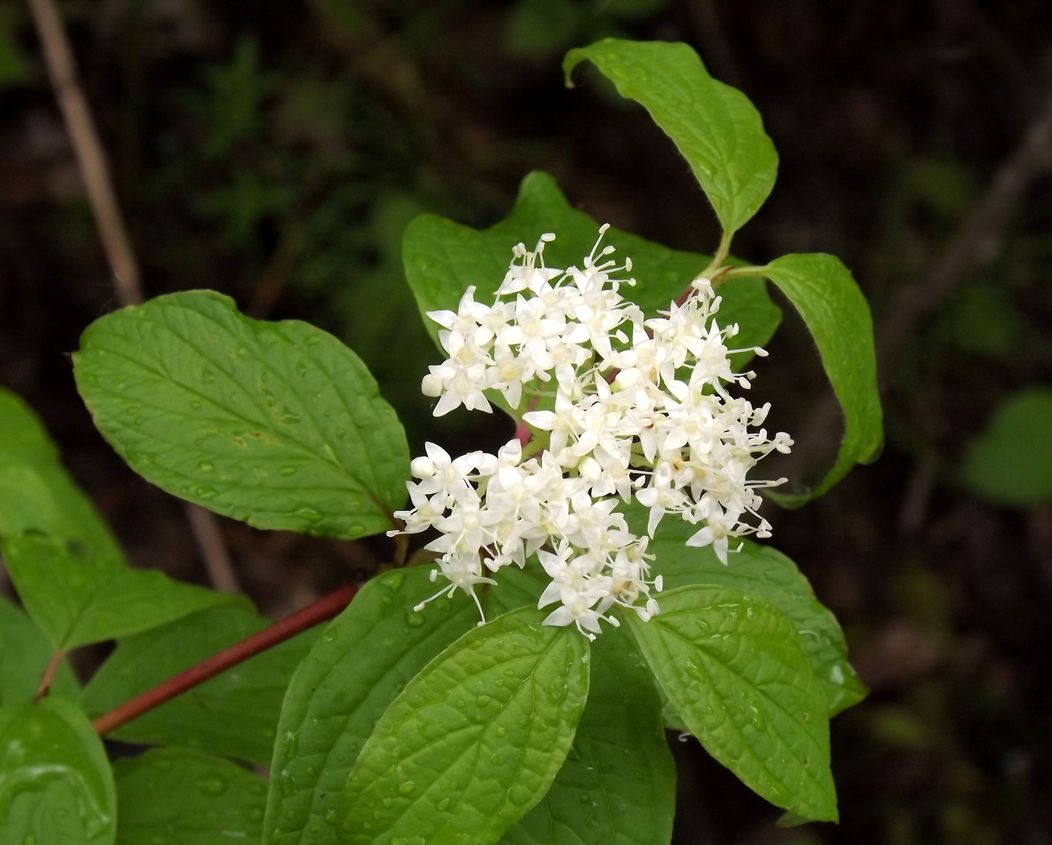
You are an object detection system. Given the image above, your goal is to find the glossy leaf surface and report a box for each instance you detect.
[265,567,477,845]
[114,747,266,844]
[73,291,408,539]
[2,532,225,650]
[501,626,675,845]
[564,39,777,234]
[340,607,590,844]
[629,585,837,821]
[0,697,116,844]
[762,253,882,503]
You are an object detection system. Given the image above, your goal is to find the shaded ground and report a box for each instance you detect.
[1,2,1050,842]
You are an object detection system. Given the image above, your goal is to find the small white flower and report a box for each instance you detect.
[396,229,791,635]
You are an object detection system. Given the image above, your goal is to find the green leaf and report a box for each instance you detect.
[961,387,1052,506]
[72,290,409,539]
[0,387,122,561]
[404,171,780,370]
[0,595,79,706]
[2,532,227,651]
[81,600,319,762]
[627,505,864,716]
[0,696,116,844]
[629,585,837,821]
[114,747,266,844]
[339,607,590,844]
[265,567,477,845]
[762,253,883,503]
[501,625,675,845]
[483,561,550,617]
[563,39,777,234]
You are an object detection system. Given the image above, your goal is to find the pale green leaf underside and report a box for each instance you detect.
[961,386,1052,506]
[340,606,590,845]
[626,504,865,716]
[501,626,675,845]
[73,290,409,539]
[403,171,781,371]
[0,387,122,562]
[629,585,837,822]
[265,567,477,845]
[0,696,116,844]
[0,595,79,706]
[1,532,226,650]
[81,601,319,763]
[762,253,883,504]
[564,38,778,234]
[114,747,266,845]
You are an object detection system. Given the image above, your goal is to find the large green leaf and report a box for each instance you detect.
[81,600,319,762]
[265,567,477,845]
[961,387,1052,506]
[0,696,116,844]
[114,747,266,845]
[0,387,121,560]
[404,171,780,366]
[762,253,883,503]
[501,625,675,845]
[1,532,227,651]
[73,290,409,539]
[339,607,590,844]
[627,505,864,716]
[629,585,837,822]
[0,595,78,706]
[564,39,777,235]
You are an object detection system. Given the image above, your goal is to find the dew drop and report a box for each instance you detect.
[506,784,533,806]
[195,776,226,796]
[397,780,416,796]
[295,507,323,524]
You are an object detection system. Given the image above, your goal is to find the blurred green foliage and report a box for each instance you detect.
[962,387,1052,506]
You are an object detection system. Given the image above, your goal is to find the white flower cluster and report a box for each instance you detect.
[394,228,792,638]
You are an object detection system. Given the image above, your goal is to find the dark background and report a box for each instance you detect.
[2,1,1051,842]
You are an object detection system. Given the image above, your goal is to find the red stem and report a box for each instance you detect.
[34,649,65,701]
[91,583,358,736]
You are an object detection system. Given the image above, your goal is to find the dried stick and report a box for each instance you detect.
[28,0,240,592]
[26,0,141,306]
[790,82,1052,482]
[877,83,1052,368]
[92,583,358,736]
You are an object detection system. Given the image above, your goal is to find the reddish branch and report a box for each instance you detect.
[34,649,65,702]
[92,584,358,736]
